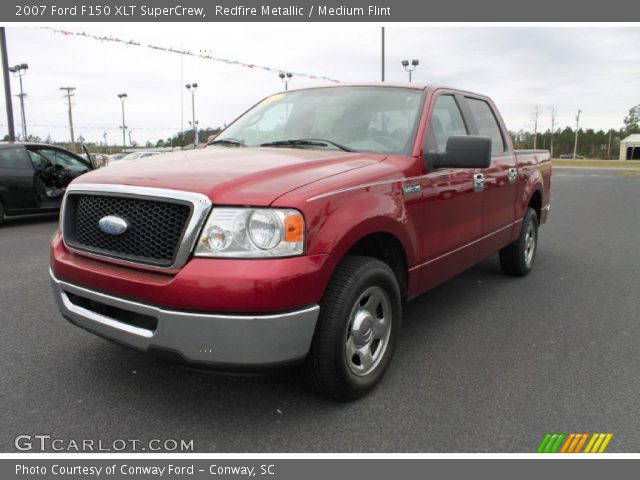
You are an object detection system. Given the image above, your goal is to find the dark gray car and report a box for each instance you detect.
[0,143,92,225]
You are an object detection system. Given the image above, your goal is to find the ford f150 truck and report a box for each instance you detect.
[50,84,551,400]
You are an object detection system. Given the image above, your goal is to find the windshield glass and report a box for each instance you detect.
[215,86,424,154]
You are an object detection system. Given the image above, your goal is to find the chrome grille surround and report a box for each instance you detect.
[61,183,212,272]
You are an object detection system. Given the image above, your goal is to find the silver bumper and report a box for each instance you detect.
[50,271,319,367]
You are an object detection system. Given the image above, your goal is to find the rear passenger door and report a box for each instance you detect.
[0,147,37,212]
[419,92,483,291]
[462,96,518,257]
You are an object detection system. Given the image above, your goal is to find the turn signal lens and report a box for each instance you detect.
[284,213,304,243]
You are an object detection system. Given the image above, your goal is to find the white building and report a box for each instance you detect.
[620,134,640,160]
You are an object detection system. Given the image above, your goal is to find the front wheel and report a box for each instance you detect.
[304,256,401,400]
[499,207,539,276]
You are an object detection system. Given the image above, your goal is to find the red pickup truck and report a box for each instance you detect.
[50,84,551,399]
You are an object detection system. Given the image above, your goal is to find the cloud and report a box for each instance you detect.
[0,25,638,144]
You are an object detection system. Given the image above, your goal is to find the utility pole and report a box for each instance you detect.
[381,27,385,82]
[9,63,28,139]
[607,130,612,159]
[0,27,15,142]
[117,93,127,150]
[550,106,557,158]
[60,87,76,147]
[573,109,581,160]
[15,74,27,139]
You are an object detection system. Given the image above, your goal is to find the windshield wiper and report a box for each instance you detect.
[260,139,355,152]
[208,138,245,147]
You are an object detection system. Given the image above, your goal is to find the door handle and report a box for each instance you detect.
[473,173,485,192]
[508,168,518,184]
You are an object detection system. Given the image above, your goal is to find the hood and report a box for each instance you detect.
[75,147,385,205]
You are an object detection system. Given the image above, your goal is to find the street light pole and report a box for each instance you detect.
[381,27,385,82]
[401,59,419,82]
[278,72,292,91]
[573,109,581,160]
[117,93,127,150]
[185,83,198,146]
[9,63,28,139]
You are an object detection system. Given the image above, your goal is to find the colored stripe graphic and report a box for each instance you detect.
[574,433,589,453]
[538,433,613,453]
[537,434,552,453]
[584,433,614,453]
[537,433,566,453]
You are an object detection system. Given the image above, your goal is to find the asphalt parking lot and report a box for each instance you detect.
[1,168,639,453]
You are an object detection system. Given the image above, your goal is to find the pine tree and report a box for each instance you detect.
[623,105,640,135]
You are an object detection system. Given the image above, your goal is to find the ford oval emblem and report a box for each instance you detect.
[98,215,128,236]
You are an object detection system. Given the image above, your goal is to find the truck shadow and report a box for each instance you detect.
[58,253,542,451]
[83,259,504,396]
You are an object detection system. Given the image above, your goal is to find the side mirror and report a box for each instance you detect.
[433,135,492,169]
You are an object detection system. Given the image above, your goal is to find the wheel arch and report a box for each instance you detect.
[321,217,415,303]
[527,189,542,221]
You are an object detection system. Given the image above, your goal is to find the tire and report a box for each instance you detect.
[499,207,539,277]
[304,255,402,400]
[0,202,4,227]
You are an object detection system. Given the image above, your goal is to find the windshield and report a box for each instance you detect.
[214,86,424,154]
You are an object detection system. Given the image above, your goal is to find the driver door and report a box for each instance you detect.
[27,147,91,205]
[419,92,484,292]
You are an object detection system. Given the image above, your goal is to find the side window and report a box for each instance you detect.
[425,95,468,155]
[29,148,89,171]
[0,148,30,170]
[466,98,505,154]
[27,150,50,170]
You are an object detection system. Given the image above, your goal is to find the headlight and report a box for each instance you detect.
[194,207,304,258]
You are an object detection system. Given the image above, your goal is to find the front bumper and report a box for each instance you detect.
[50,270,320,368]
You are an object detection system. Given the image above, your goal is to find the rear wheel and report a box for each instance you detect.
[499,207,538,276]
[304,256,401,400]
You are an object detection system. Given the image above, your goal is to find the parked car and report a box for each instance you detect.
[81,152,109,168]
[559,154,585,159]
[107,153,128,162]
[0,142,92,225]
[110,151,162,163]
[50,84,551,399]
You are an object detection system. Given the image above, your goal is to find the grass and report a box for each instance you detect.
[552,159,640,169]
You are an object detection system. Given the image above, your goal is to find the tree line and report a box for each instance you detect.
[510,104,639,159]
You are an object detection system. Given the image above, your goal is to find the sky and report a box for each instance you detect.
[1,24,639,145]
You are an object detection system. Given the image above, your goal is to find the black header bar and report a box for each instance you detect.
[3,0,640,22]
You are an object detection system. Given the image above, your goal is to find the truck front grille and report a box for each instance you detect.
[63,192,193,268]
